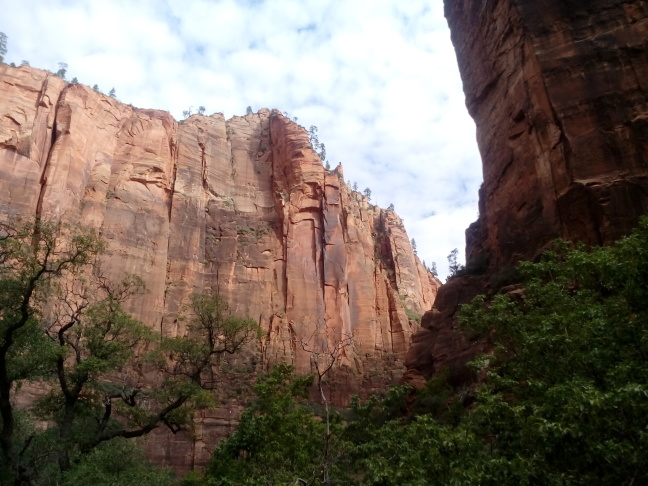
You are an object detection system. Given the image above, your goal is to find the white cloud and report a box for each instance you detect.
[1,0,482,281]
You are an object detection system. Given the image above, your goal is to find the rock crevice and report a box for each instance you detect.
[0,64,440,470]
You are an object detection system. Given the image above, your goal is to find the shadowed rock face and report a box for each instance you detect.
[406,0,648,382]
[0,65,439,470]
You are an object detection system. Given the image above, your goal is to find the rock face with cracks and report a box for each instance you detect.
[406,0,648,384]
[0,65,439,470]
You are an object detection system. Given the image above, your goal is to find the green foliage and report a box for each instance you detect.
[61,439,176,486]
[355,415,478,486]
[446,247,462,279]
[458,217,648,484]
[429,261,438,276]
[308,125,327,164]
[206,364,326,485]
[201,218,648,485]
[0,219,259,485]
[55,62,67,80]
[108,87,116,98]
[454,254,489,278]
[0,32,7,64]
[404,305,422,323]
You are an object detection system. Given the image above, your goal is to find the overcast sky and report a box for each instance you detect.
[2,0,482,279]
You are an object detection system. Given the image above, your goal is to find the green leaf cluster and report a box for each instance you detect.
[457,218,648,484]
[206,364,327,485]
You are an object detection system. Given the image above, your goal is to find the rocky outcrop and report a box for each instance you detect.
[453,0,648,269]
[0,64,439,470]
[407,0,648,382]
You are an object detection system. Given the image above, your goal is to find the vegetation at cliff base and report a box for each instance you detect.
[0,218,259,485]
[199,217,648,485]
[3,215,648,485]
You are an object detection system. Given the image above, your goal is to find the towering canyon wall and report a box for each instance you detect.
[407,0,648,382]
[453,0,648,268]
[0,64,439,469]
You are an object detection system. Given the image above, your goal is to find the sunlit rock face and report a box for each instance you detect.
[406,0,648,383]
[0,64,439,470]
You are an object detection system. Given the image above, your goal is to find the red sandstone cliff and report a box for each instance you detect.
[406,0,648,383]
[0,64,439,469]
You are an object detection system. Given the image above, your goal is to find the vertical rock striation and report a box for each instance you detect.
[0,64,439,470]
[406,0,648,383]
[452,0,648,269]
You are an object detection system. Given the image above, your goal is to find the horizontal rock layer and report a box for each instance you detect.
[0,65,439,470]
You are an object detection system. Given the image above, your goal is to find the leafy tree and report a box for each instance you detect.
[0,219,104,483]
[182,106,193,119]
[363,187,371,201]
[0,32,7,64]
[0,219,260,485]
[108,87,116,98]
[70,77,79,84]
[353,414,478,485]
[56,62,68,80]
[206,364,325,485]
[197,106,206,115]
[60,438,176,486]
[458,218,648,484]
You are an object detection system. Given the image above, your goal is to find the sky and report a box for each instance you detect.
[1,0,482,280]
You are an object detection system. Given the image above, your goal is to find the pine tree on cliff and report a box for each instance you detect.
[0,32,7,64]
[56,62,67,80]
[447,248,461,277]
[430,261,438,276]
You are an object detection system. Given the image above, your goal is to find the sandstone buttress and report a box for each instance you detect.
[0,64,439,470]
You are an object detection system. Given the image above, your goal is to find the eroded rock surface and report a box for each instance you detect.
[0,64,439,470]
[407,0,648,383]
